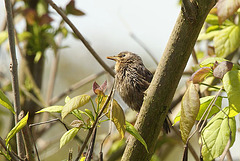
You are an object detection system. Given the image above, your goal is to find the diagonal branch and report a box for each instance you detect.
[121,0,216,160]
[49,70,107,105]
[46,0,115,77]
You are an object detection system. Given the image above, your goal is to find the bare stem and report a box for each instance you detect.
[74,83,115,161]
[46,35,62,105]
[46,0,115,77]
[130,33,158,65]
[49,70,107,105]
[4,0,24,157]
[0,137,24,161]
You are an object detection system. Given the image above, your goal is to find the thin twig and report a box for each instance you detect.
[200,82,225,92]
[68,149,73,161]
[14,29,45,104]
[4,0,24,157]
[99,89,115,159]
[171,126,199,161]
[46,35,62,104]
[49,70,107,105]
[219,111,232,161]
[129,33,158,65]
[85,127,97,161]
[29,118,69,161]
[192,49,198,64]
[74,82,115,161]
[29,126,41,161]
[46,0,115,77]
[0,137,24,161]
[226,150,233,161]
[29,118,68,131]
[20,86,45,107]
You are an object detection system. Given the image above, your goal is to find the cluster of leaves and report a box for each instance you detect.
[198,3,240,58]
[0,90,29,159]
[0,0,85,62]
[0,81,148,160]
[36,81,148,156]
[174,56,240,160]
[173,3,240,160]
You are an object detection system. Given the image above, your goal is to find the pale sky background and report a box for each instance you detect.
[1,0,240,160]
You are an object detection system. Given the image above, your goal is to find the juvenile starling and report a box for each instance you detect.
[107,51,170,133]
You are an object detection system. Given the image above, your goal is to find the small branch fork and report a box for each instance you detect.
[74,82,115,161]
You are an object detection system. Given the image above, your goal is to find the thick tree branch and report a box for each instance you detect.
[121,1,216,160]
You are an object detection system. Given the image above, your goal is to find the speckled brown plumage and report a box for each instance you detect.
[107,51,170,133]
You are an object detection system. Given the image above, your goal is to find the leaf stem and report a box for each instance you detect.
[74,82,115,161]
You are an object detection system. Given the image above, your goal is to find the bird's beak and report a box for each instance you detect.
[107,56,118,61]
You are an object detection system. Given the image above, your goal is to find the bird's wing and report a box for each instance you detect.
[128,67,152,92]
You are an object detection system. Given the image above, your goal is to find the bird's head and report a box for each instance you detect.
[107,52,142,72]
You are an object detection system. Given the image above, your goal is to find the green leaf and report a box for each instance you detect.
[5,112,29,145]
[214,25,240,58]
[201,107,236,161]
[173,111,180,126]
[17,32,32,42]
[200,57,228,67]
[60,127,80,148]
[36,105,63,113]
[205,14,220,25]
[173,96,222,124]
[97,96,126,139]
[34,51,42,63]
[84,109,94,121]
[198,30,219,41]
[65,96,71,103]
[80,157,86,161]
[180,82,200,143]
[223,70,240,117]
[125,121,148,153]
[0,31,8,45]
[61,94,90,119]
[205,14,234,26]
[196,96,222,120]
[0,90,15,114]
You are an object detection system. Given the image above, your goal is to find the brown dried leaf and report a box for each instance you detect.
[93,81,107,95]
[39,14,53,26]
[217,0,240,24]
[23,9,37,25]
[70,120,84,128]
[180,82,200,143]
[213,61,233,79]
[190,67,212,84]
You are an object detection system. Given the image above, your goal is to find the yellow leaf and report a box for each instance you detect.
[97,96,126,139]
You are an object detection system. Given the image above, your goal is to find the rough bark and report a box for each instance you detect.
[121,0,216,160]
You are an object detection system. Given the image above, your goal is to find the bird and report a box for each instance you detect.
[107,51,170,133]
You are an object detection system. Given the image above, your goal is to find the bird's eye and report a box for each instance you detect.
[120,54,125,57]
